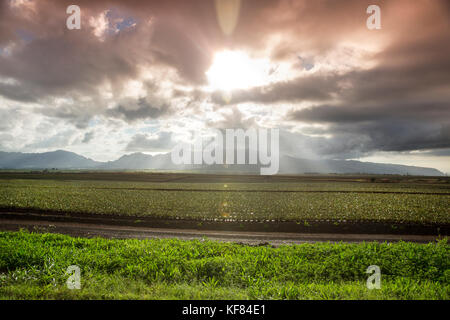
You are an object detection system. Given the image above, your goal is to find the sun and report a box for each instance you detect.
[206,50,269,91]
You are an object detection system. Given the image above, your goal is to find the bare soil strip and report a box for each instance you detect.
[1,209,448,236]
[1,171,449,184]
[0,219,444,245]
[5,185,449,195]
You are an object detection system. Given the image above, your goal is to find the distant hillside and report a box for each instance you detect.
[100,153,179,170]
[278,156,444,176]
[0,150,444,176]
[0,150,99,169]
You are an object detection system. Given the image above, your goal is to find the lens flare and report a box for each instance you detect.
[214,0,241,36]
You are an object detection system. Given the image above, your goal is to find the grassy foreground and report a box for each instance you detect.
[0,231,448,299]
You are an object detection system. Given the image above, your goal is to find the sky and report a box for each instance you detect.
[0,0,449,173]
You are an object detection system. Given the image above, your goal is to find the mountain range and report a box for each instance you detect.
[0,150,444,176]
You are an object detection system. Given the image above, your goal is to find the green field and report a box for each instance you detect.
[1,173,449,300]
[0,174,449,223]
[0,231,448,299]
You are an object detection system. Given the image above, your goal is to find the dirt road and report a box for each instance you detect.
[0,218,444,245]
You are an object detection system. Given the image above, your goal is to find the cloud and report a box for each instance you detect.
[107,97,170,122]
[289,101,450,124]
[0,0,449,168]
[287,100,450,155]
[24,130,75,150]
[206,106,258,129]
[420,148,450,157]
[125,132,175,152]
[82,131,95,143]
[215,73,342,105]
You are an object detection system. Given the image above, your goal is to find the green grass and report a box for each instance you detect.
[0,231,448,299]
[0,179,449,223]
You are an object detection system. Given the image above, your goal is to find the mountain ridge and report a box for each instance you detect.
[0,150,444,176]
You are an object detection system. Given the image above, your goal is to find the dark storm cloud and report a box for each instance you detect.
[289,102,450,124]
[107,97,169,122]
[422,148,450,157]
[344,38,450,104]
[34,99,97,129]
[0,23,146,102]
[213,73,342,104]
[288,103,450,155]
[278,129,372,160]
[149,18,214,85]
[0,82,37,102]
[334,121,450,154]
[82,131,94,143]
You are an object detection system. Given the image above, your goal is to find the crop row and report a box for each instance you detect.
[0,180,448,223]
